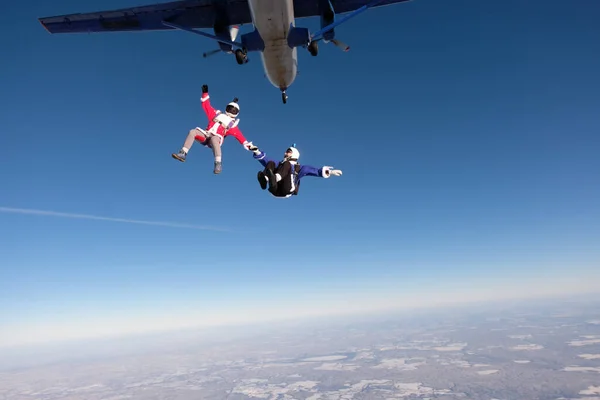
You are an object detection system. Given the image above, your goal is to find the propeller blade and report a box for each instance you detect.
[230,25,240,41]
[331,39,350,52]
[203,49,221,58]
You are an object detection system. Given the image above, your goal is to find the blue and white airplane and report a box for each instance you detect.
[39,0,412,104]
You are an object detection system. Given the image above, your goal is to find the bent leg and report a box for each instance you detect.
[172,128,198,162]
[173,128,210,162]
[264,160,277,172]
[173,128,205,162]
[275,162,292,183]
[274,163,294,196]
[183,128,207,153]
[265,161,292,194]
[257,160,276,190]
[261,160,277,191]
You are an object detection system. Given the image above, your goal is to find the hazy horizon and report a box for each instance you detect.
[2,273,598,352]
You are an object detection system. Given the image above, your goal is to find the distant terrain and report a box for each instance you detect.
[1,296,599,399]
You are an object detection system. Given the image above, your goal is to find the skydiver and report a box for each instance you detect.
[171,84,255,174]
[251,145,342,198]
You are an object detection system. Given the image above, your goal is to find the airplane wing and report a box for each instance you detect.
[38,0,252,34]
[294,0,412,19]
[38,0,410,35]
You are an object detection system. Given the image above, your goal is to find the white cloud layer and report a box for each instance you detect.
[1,271,598,348]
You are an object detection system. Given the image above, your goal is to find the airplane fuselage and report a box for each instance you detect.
[39,0,414,104]
[247,0,298,93]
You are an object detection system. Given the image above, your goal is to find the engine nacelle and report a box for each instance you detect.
[213,23,233,53]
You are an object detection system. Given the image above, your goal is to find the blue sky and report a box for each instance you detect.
[1,0,600,347]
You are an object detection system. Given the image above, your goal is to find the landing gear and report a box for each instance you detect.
[235,49,248,65]
[308,40,318,56]
[282,90,288,104]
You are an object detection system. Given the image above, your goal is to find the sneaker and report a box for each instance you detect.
[172,150,186,162]
[213,161,222,174]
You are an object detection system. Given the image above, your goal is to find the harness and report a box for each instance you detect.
[199,111,238,147]
[292,163,301,195]
[212,110,239,132]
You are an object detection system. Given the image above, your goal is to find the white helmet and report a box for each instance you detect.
[225,97,240,118]
[285,146,300,161]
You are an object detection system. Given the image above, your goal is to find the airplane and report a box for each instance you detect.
[38,0,413,104]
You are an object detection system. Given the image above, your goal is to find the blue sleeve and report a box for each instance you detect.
[299,165,326,178]
[253,151,274,168]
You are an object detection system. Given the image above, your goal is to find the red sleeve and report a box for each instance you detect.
[226,126,247,145]
[200,93,217,120]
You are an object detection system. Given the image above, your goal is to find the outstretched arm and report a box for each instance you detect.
[252,149,276,168]
[299,165,343,179]
[228,126,255,151]
[226,126,250,147]
[200,84,217,120]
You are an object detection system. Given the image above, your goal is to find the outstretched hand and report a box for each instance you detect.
[243,141,259,152]
[323,166,343,177]
[202,84,208,93]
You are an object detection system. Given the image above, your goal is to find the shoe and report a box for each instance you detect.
[257,171,267,190]
[213,161,222,174]
[172,150,186,162]
[264,168,277,191]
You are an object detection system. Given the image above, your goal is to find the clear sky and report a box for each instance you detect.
[1,0,600,348]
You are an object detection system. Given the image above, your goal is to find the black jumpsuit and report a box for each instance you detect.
[264,160,297,197]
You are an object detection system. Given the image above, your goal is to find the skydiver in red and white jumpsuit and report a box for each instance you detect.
[172,84,256,174]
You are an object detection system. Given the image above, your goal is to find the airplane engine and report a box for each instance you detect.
[213,23,234,53]
[306,0,350,56]
[202,24,247,64]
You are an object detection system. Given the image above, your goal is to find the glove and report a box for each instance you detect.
[202,84,208,94]
[323,166,343,177]
[243,141,258,151]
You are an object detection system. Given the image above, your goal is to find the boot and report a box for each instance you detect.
[172,150,186,162]
[257,171,267,190]
[213,161,222,174]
